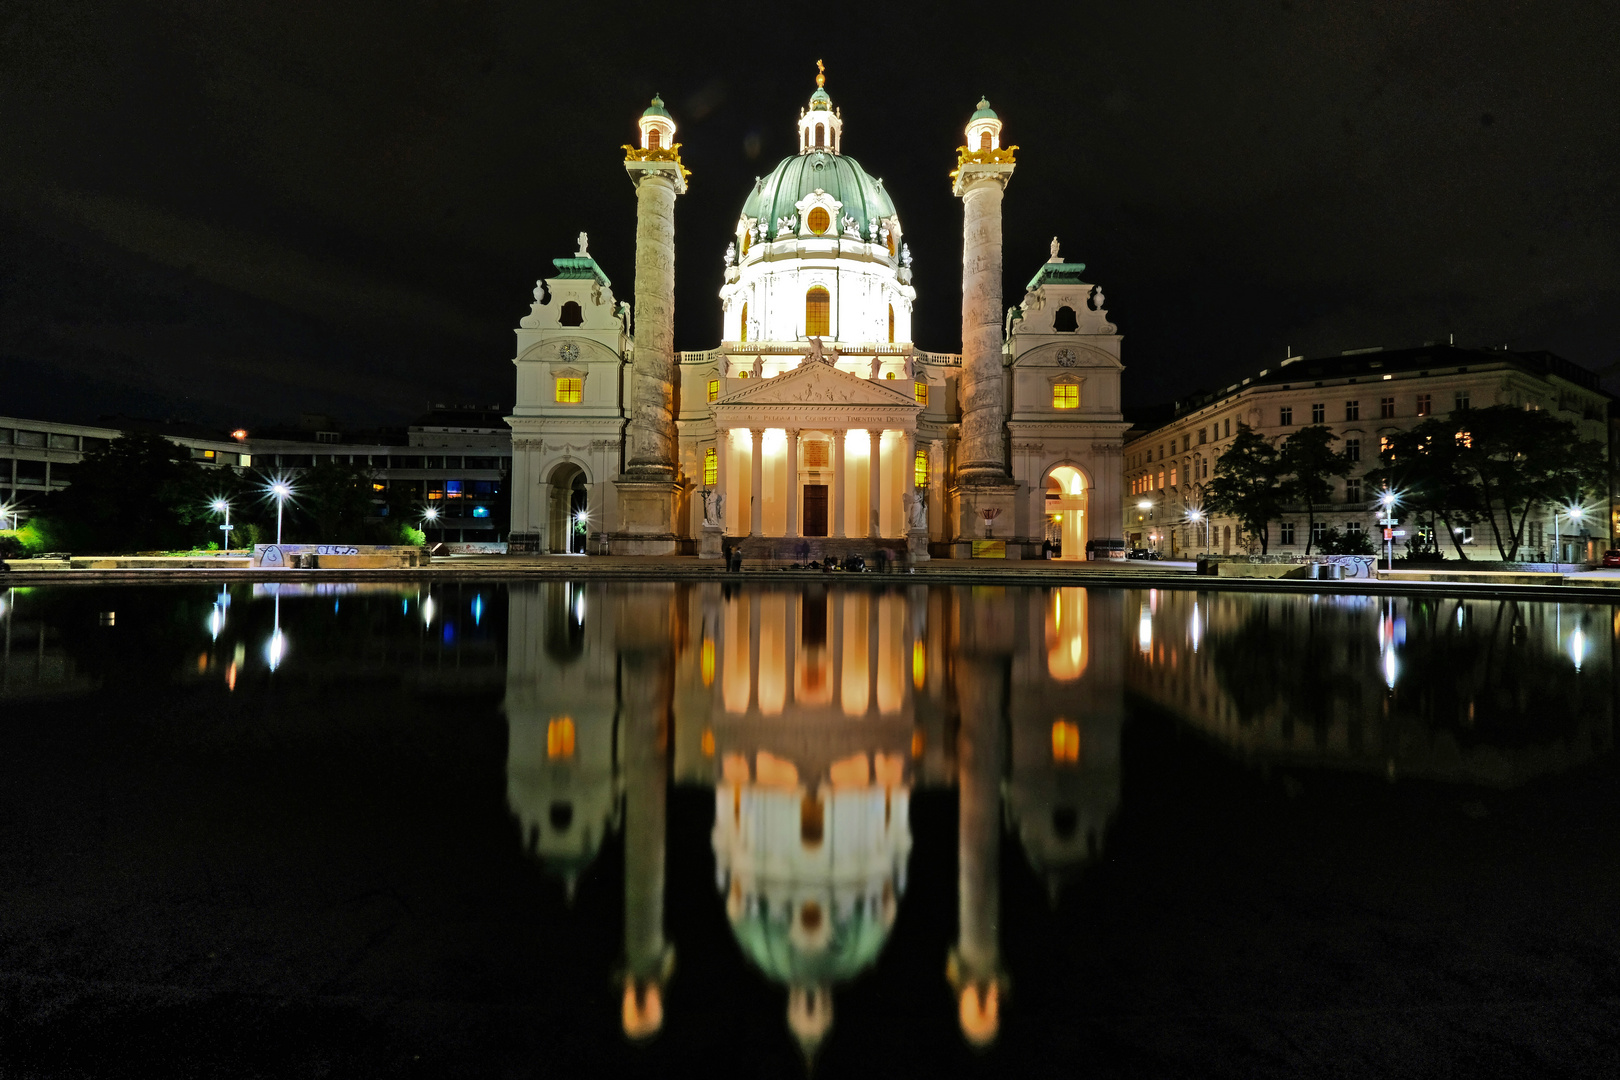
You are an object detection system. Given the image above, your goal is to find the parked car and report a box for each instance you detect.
[1601,549,1620,568]
[1126,548,1160,561]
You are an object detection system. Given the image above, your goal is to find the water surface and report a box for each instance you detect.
[1,582,1615,1077]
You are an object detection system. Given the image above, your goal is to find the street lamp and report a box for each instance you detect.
[264,477,295,545]
[1378,490,1398,571]
[1188,508,1207,553]
[1554,504,1584,565]
[210,497,232,550]
[1137,500,1155,552]
[422,505,440,541]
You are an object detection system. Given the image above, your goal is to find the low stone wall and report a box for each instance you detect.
[1377,568,1566,586]
[252,544,425,568]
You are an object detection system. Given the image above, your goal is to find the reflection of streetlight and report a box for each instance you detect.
[264,477,295,544]
[266,596,286,671]
[1378,489,1398,571]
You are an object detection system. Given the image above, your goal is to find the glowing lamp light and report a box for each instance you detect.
[1137,501,1152,510]
[231,429,248,441]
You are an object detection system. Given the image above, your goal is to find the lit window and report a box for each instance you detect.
[740,301,748,342]
[914,449,928,488]
[1053,383,1079,409]
[1158,470,1165,489]
[805,287,830,337]
[741,231,750,256]
[546,718,575,759]
[471,505,490,518]
[979,131,991,151]
[703,446,717,485]
[807,207,830,234]
[707,379,719,403]
[888,304,895,343]
[555,377,583,403]
[1051,720,1081,763]
[914,380,928,405]
[647,129,661,150]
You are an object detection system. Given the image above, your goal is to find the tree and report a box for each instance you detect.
[38,433,225,553]
[1204,424,1286,554]
[1278,425,1352,555]
[281,459,380,541]
[1368,406,1606,561]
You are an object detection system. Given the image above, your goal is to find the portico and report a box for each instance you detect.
[705,354,922,547]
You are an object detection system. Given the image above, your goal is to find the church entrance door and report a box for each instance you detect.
[802,485,828,537]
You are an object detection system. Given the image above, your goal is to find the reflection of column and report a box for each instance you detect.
[748,592,761,714]
[834,430,847,538]
[750,429,764,538]
[714,429,729,534]
[868,596,880,714]
[868,429,883,539]
[951,652,1007,1047]
[786,429,801,538]
[784,592,798,704]
[832,592,845,697]
[622,648,672,1040]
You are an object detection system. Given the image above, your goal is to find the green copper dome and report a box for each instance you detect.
[742,150,897,237]
[809,88,831,109]
[970,97,997,121]
[729,904,893,986]
[642,94,670,119]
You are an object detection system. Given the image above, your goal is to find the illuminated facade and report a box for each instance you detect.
[502,581,1124,1052]
[507,69,1128,559]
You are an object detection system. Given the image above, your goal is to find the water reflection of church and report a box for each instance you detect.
[502,582,1124,1053]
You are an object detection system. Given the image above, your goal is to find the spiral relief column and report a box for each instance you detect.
[615,96,689,554]
[949,99,1018,552]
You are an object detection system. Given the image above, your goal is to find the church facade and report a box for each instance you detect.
[507,71,1128,559]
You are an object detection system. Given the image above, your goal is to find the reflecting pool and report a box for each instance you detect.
[1,582,1615,1077]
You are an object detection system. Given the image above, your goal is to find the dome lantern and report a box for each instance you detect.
[965,97,1002,153]
[638,94,676,152]
[797,60,843,155]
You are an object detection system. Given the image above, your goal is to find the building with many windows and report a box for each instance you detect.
[508,70,1127,560]
[0,406,512,545]
[1122,344,1613,561]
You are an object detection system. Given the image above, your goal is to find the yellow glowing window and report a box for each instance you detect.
[547,717,576,759]
[805,287,830,337]
[888,304,895,343]
[202,449,215,459]
[703,446,717,486]
[555,377,583,404]
[700,638,715,686]
[707,379,719,403]
[914,449,928,488]
[740,301,748,342]
[914,380,928,405]
[741,231,750,255]
[887,230,896,256]
[1170,467,1178,487]
[1051,720,1081,763]
[1053,383,1079,409]
[808,207,830,234]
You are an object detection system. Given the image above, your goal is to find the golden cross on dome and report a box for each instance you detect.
[816,59,825,88]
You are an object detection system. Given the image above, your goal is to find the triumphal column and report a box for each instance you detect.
[614,96,689,554]
[949,100,1018,550]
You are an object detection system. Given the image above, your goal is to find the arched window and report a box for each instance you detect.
[807,207,830,235]
[888,304,895,343]
[815,123,825,149]
[887,230,896,256]
[805,287,830,337]
[648,129,661,150]
[979,131,992,151]
[739,301,748,343]
[703,446,718,486]
[559,301,583,327]
[741,230,750,255]
[1053,306,1078,332]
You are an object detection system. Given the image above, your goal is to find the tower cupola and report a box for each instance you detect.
[965,97,1002,152]
[638,94,676,151]
[797,61,843,155]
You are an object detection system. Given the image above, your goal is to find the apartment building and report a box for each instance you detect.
[1123,344,1613,561]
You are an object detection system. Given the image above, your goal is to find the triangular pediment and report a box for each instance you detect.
[719,359,921,408]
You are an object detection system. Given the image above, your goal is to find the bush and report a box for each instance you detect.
[399,525,426,547]
[1317,527,1377,556]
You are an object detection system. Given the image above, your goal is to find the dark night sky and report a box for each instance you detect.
[2,0,1617,429]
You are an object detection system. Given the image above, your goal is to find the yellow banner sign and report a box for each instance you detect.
[971,540,1006,559]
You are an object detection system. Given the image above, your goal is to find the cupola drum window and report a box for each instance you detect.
[555,377,583,404]
[979,131,992,151]
[648,129,661,150]
[807,207,830,235]
[739,302,748,342]
[888,304,895,343]
[815,123,825,149]
[1053,383,1079,409]
[914,380,928,405]
[805,287,830,338]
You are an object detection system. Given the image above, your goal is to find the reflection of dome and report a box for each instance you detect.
[741,151,897,240]
[728,887,896,986]
[507,712,620,895]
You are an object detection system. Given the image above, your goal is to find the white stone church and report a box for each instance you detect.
[507,68,1128,559]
